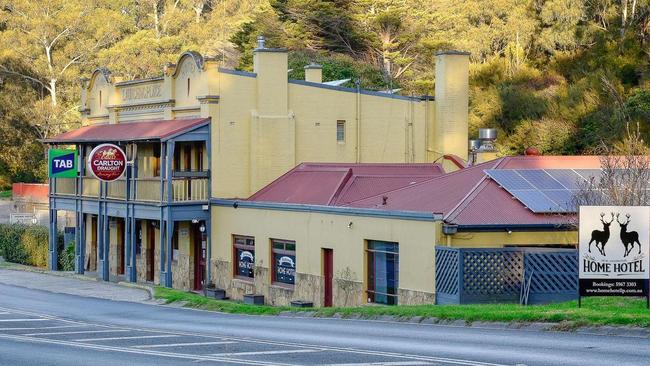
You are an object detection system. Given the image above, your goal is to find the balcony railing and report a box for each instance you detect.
[82,177,99,197]
[135,178,165,202]
[172,178,209,201]
[53,178,75,195]
[52,175,208,203]
[106,179,126,200]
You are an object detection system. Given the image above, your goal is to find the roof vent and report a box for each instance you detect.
[256,35,266,49]
[478,128,497,151]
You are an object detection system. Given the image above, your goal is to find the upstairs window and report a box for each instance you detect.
[336,120,346,143]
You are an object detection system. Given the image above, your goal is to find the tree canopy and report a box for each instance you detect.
[1,0,649,188]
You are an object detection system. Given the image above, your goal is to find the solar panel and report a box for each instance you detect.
[484,170,533,190]
[485,168,604,214]
[546,169,584,189]
[541,189,577,212]
[575,169,602,183]
[514,190,560,213]
[516,169,565,189]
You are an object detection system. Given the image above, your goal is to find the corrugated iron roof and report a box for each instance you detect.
[43,118,210,143]
[349,155,604,226]
[248,156,610,227]
[248,162,445,205]
[346,160,498,214]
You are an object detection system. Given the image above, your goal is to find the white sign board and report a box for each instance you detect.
[579,206,649,297]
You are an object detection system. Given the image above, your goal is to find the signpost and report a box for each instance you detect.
[579,206,650,308]
[48,149,78,178]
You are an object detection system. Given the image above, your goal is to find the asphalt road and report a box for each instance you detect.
[0,283,649,366]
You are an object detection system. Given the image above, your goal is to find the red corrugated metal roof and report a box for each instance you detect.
[248,162,444,205]
[346,160,498,213]
[249,155,611,227]
[349,155,605,226]
[43,118,210,143]
[443,155,603,225]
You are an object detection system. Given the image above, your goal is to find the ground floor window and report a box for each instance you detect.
[271,239,296,286]
[366,240,399,305]
[233,235,255,279]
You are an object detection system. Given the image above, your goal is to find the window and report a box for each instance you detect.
[233,235,255,279]
[187,78,191,96]
[99,90,102,108]
[366,240,399,305]
[271,239,296,286]
[336,120,345,142]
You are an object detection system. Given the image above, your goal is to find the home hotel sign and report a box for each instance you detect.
[88,144,127,182]
[579,206,650,298]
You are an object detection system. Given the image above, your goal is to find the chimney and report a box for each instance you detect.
[304,63,323,83]
[253,35,288,116]
[256,35,266,49]
[433,50,470,162]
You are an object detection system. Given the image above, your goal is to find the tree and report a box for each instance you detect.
[575,124,650,207]
[0,0,131,106]
[356,0,423,86]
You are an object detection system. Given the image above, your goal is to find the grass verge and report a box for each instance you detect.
[0,190,11,199]
[155,287,650,328]
[155,287,289,315]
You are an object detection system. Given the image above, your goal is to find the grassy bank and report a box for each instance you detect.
[155,287,650,328]
[155,287,288,315]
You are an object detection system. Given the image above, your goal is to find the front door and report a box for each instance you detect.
[117,219,125,275]
[146,223,155,282]
[87,215,98,271]
[193,223,206,291]
[323,248,333,307]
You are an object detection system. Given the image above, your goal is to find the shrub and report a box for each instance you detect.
[59,244,75,272]
[0,224,29,264]
[0,224,66,269]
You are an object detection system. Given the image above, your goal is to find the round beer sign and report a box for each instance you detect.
[88,144,127,182]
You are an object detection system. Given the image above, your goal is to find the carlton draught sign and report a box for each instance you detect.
[579,206,650,297]
[88,144,127,182]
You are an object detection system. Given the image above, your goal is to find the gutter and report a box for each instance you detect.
[456,223,574,232]
[212,199,443,222]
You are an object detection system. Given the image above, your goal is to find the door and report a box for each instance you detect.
[146,223,155,282]
[193,223,206,291]
[323,248,333,307]
[117,219,125,275]
[87,215,98,271]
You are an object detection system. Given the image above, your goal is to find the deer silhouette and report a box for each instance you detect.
[617,213,642,257]
[589,212,614,256]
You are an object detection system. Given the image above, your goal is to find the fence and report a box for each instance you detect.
[435,246,577,305]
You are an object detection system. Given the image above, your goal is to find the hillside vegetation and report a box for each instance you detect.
[1,0,649,188]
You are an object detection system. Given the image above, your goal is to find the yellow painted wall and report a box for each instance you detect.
[212,205,438,304]
[80,50,471,199]
[433,53,469,162]
[443,230,578,248]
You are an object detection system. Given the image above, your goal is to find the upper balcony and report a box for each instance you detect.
[44,118,211,205]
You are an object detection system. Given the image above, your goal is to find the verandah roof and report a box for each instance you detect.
[42,117,210,144]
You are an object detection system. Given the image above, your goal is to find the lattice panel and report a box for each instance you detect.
[435,247,459,296]
[525,251,578,294]
[462,250,523,296]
